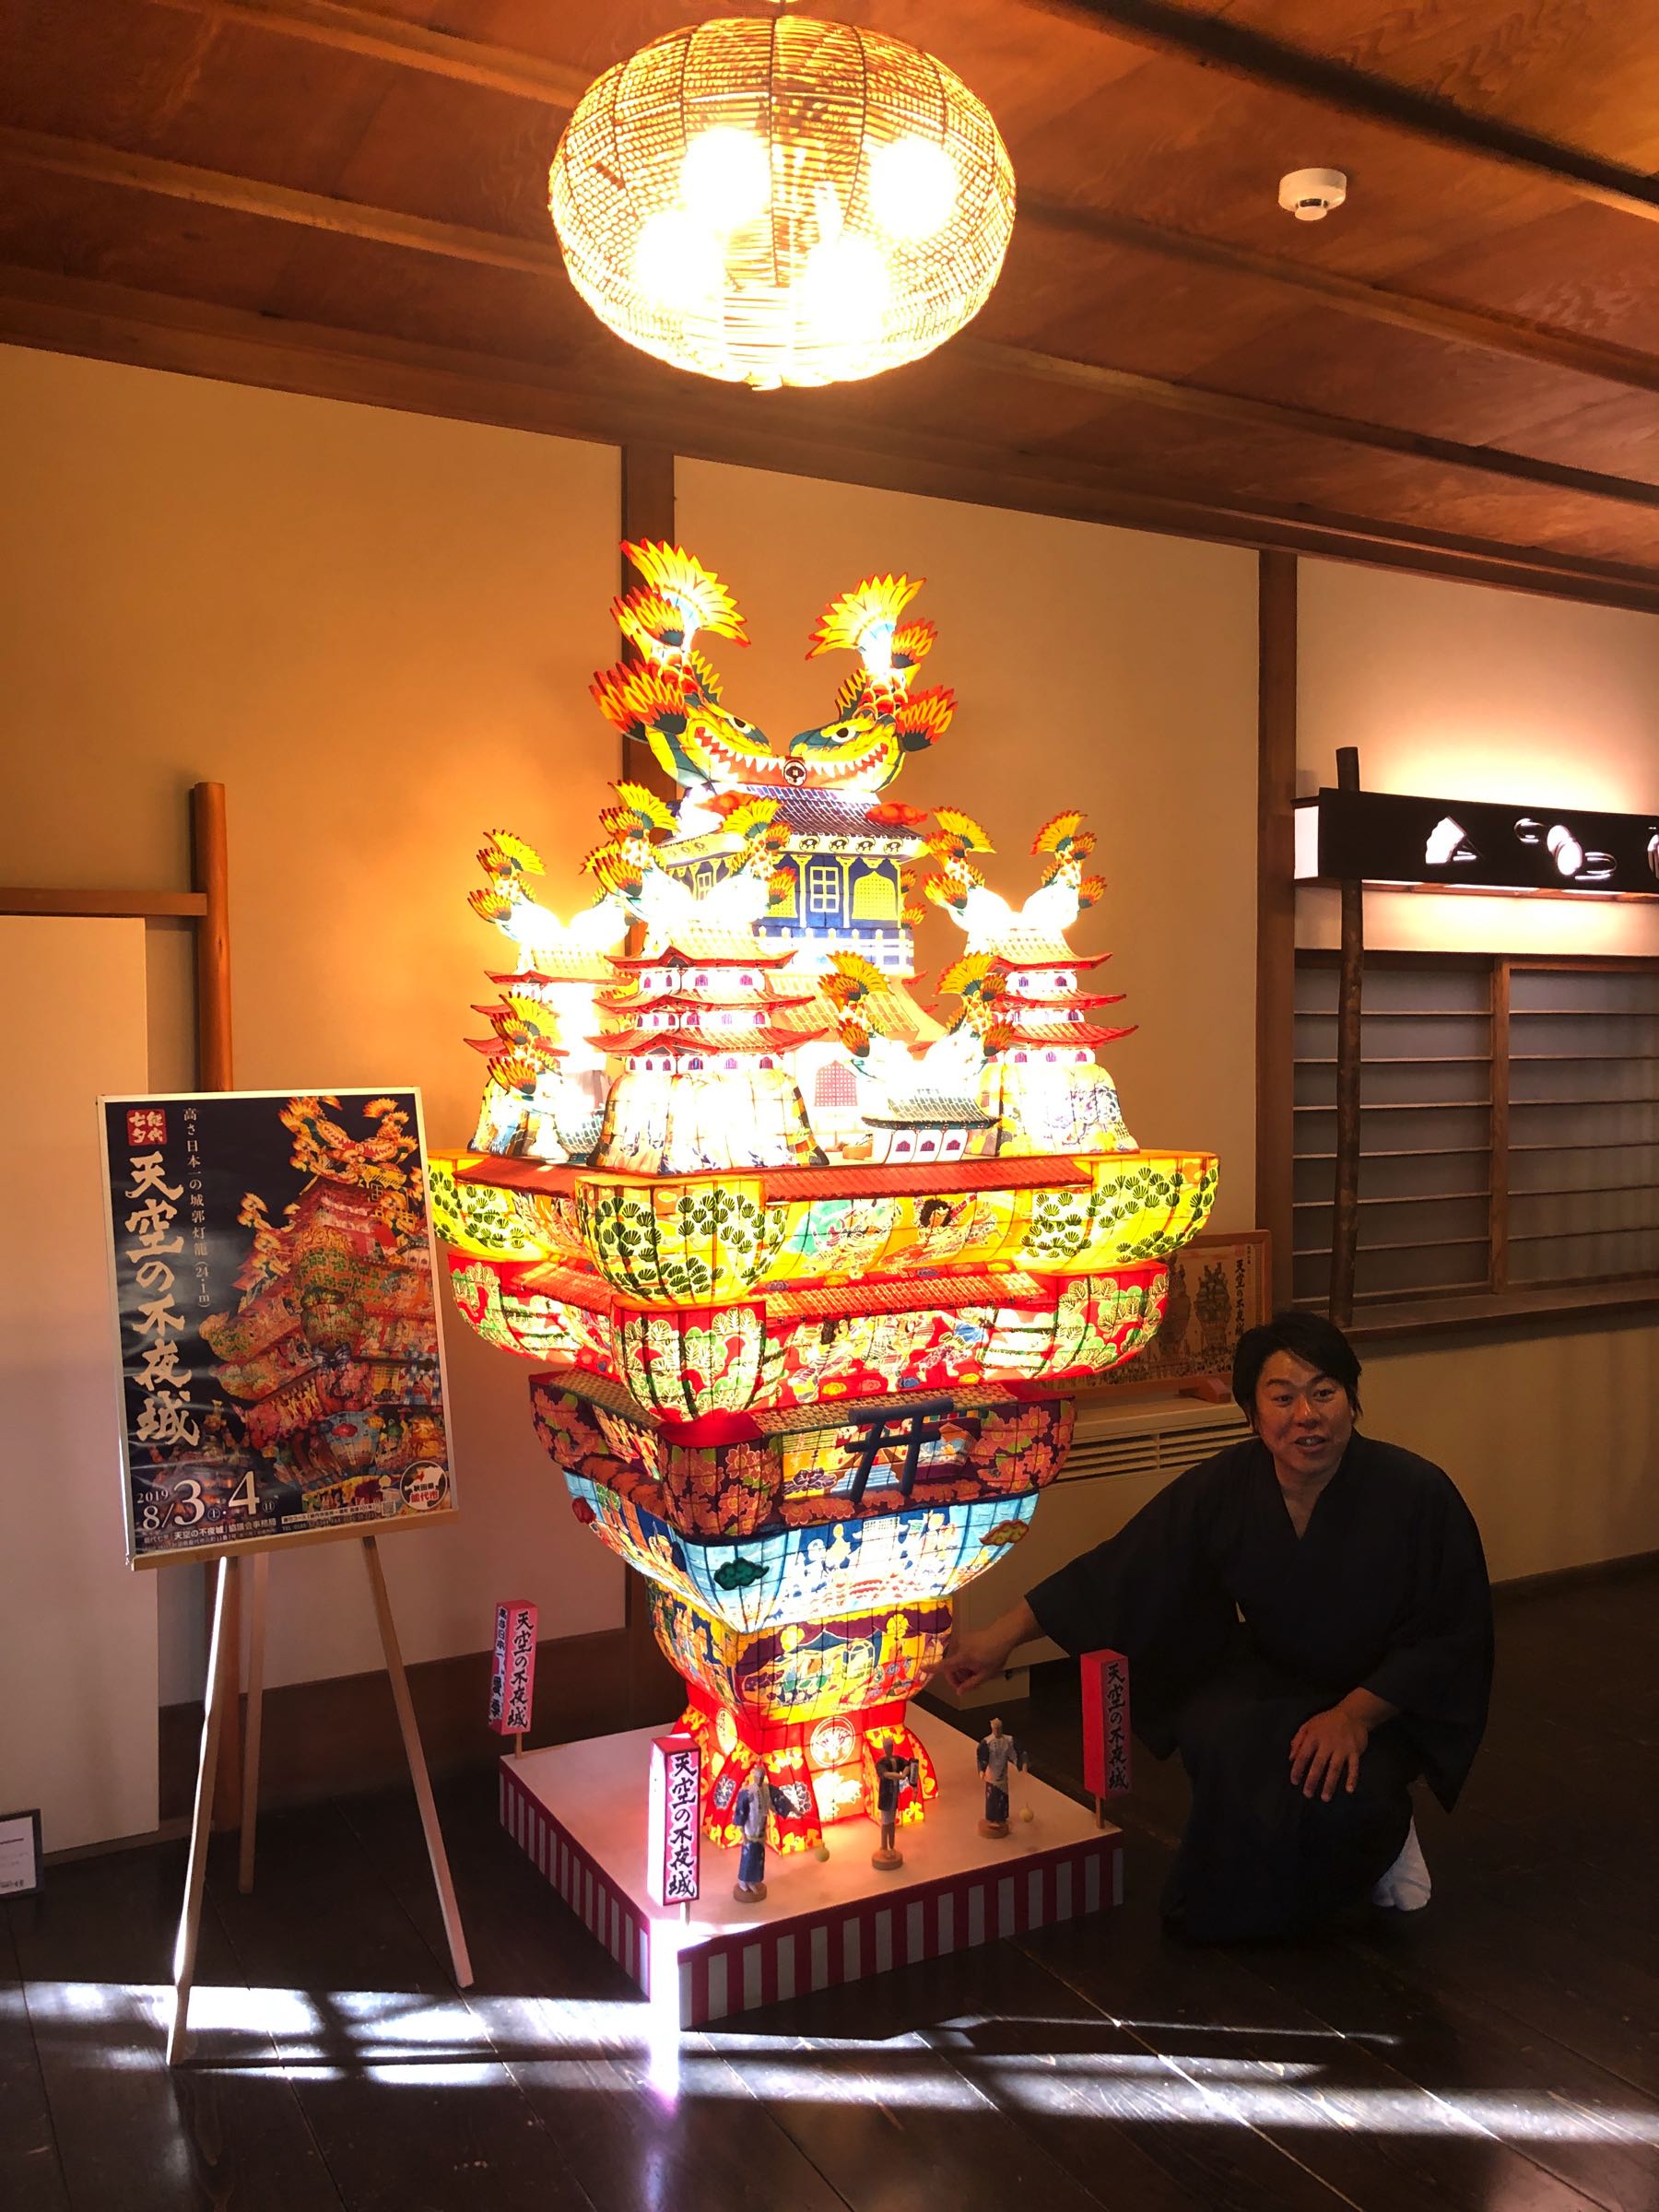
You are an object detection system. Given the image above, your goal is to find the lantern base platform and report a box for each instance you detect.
[499,1709,1122,2029]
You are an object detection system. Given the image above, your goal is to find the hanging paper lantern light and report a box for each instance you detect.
[548,16,1016,390]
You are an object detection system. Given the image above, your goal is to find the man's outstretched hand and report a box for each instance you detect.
[936,1599,1041,1694]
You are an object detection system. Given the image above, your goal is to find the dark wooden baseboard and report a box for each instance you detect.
[1490,1547,1659,1605]
[138,1547,1656,1828]
[158,1625,680,1826]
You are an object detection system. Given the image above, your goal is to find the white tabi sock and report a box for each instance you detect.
[1371,1818,1432,1912]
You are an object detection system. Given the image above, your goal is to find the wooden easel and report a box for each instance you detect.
[159,783,470,2058]
[167,1535,473,2064]
[5,782,473,2060]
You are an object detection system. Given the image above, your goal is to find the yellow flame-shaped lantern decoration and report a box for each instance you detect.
[549,17,1016,389]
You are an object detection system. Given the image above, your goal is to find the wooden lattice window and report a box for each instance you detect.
[1293,955,1659,1308]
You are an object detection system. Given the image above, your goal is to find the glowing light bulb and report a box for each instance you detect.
[633,208,723,309]
[799,233,888,339]
[679,128,771,229]
[865,136,959,241]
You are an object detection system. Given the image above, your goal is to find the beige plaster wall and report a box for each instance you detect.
[0,344,627,1699]
[1297,560,1659,959]
[1359,1322,1659,1583]
[676,459,1262,1219]
[1296,558,1659,1574]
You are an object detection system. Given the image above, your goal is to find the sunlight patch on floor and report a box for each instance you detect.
[16,1981,1658,2147]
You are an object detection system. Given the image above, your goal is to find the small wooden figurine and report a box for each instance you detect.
[976,1716,1028,1838]
[870,1747,917,1871]
[732,1762,772,1902]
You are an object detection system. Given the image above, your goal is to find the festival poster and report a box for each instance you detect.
[98,1089,457,1567]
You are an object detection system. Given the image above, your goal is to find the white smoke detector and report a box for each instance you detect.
[1278,168,1347,221]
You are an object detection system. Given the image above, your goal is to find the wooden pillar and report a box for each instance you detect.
[618,444,685,1726]
[1489,959,1511,1292]
[190,782,233,1089]
[1255,552,1297,1311]
[1329,745,1364,1326]
[189,779,245,1827]
[618,443,679,811]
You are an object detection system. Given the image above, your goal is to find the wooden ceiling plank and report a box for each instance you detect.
[146,0,593,107]
[10,123,1654,517]
[1027,0,1659,225]
[131,0,1659,396]
[1035,203,1659,399]
[5,260,1658,617]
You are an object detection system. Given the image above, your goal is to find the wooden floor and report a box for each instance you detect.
[5,1570,1656,2212]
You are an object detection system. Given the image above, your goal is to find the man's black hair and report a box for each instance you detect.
[1231,1309,1362,1418]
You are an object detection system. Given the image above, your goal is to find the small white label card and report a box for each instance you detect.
[0,1809,42,1896]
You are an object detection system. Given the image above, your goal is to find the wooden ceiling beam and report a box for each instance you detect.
[967,338,1659,512]
[1030,0,1659,227]
[5,262,1659,618]
[149,0,592,106]
[147,0,1659,395]
[0,126,558,277]
[9,127,1653,516]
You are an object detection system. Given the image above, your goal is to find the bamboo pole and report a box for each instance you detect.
[190,780,245,1830]
[1329,746,1364,1326]
[1255,551,1298,1311]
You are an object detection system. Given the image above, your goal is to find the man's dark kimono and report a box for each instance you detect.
[1027,1432,1492,1941]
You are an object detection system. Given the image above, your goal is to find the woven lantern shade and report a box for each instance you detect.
[548,15,1016,390]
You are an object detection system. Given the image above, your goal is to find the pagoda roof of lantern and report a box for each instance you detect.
[594,983,819,1018]
[773,977,945,1048]
[991,933,1113,970]
[609,927,798,970]
[598,1021,830,1057]
[998,1019,1137,1048]
[751,789,928,841]
[667,787,927,859]
[488,954,614,984]
[865,1093,997,1128]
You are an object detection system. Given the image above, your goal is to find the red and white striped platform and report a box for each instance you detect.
[500,1709,1123,2029]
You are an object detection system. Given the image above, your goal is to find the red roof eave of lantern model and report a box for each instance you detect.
[997,1020,1137,1048]
[606,940,800,972]
[594,1021,830,1056]
[994,949,1115,971]
[594,982,821,1016]
[1003,990,1126,1010]
[487,956,614,985]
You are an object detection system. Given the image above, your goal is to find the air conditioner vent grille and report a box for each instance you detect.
[1060,1408,1251,1486]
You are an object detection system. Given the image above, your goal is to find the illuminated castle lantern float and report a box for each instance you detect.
[202,1096,446,1504]
[430,547,1218,1861]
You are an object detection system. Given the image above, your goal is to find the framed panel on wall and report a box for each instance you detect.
[1091,1227,1270,1396]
